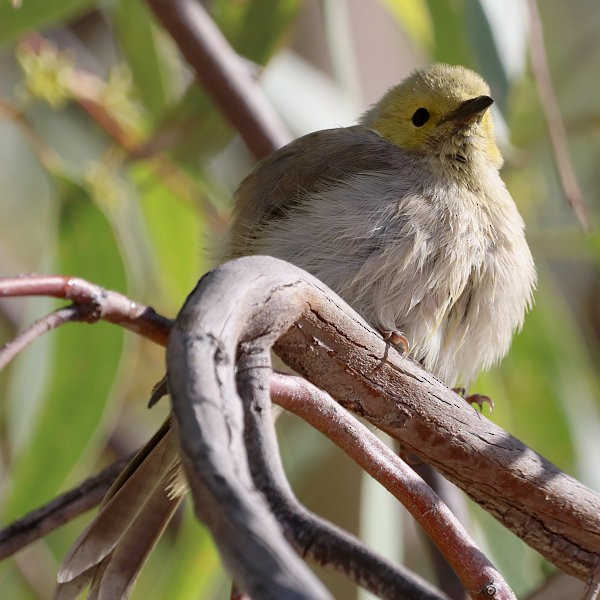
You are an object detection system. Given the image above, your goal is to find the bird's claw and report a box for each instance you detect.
[453,388,494,414]
[380,329,409,356]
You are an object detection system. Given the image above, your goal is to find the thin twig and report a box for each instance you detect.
[527,0,592,231]
[0,275,172,348]
[0,304,97,370]
[146,0,291,160]
[0,455,131,560]
[271,373,506,599]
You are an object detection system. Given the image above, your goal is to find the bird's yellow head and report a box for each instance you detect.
[362,63,502,170]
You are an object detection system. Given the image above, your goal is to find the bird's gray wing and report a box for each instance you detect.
[225,125,405,258]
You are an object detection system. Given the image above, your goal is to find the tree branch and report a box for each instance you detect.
[243,369,451,600]
[271,373,498,599]
[167,257,514,599]
[167,255,599,593]
[0,404,450,600]
[0,270,454,600]
[166,261,455,599]
[0,275,172,348]
[0,304,97,371]
[146,0,291,160]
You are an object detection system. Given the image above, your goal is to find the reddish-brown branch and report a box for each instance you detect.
[271,373,507,598]
[146,0,291,160]
[0,275,172,347]
[0,305,97,370]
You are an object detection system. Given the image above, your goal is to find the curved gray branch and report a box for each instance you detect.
[166,264,330,599]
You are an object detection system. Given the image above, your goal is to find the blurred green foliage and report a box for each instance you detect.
[0,1,599,599]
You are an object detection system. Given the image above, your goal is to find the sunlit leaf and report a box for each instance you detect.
[378,0,434,50]
[111,0,177,119]
[229,0,301,64]
[465,0,528,113]
[134,163,208,312]
[4,175,126,519]
[476,0,528,78]
[213,0,301,64]
[426,0,473,67]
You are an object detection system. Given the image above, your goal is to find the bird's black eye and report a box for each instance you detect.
[411,107,430,127]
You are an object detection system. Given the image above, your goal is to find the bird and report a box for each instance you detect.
[55,63,536,599]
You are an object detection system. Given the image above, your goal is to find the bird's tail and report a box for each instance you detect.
[54,419,182,600]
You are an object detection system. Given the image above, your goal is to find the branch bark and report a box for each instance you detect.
[167,255,600,597]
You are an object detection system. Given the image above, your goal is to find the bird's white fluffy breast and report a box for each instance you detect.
[249,155,535,388]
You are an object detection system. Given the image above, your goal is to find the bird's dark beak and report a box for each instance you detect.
[440,95,494,124]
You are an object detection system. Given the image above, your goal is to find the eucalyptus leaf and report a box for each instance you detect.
[4,175,126,520]
[112,0,176,119]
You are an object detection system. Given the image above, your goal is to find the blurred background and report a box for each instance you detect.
[0,0,599,598]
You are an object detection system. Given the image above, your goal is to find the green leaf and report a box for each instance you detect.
[141,0,301,163]
[133,503,224,600]
[4,175,127,519]
[469,0,528,106]
[230,0,302,64]
[378,0,434,51]
[135,164,208,312]
[111,0,175,119]
[146,84,233,164]
[426,0,473,67]
[0,0,95,45]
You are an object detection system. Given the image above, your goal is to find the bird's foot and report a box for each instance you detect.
[380,329,409,356]
[453,387,494,414]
